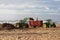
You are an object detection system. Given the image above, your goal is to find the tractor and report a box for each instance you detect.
[44,19,56,28]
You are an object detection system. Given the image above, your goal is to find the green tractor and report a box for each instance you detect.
[50,22,56,28]
[45,19,56,28]
[19,18,29,29]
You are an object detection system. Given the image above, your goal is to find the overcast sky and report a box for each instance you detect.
[0,0,60,20]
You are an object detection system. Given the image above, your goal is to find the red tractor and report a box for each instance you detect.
[29,20,43,28]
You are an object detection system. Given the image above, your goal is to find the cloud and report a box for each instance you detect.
[0,9,29,14]
[0,9,16,14]
[44,6,50,10]
[0,4,36,9]
[0,0,59,15]
[0,3,36,14]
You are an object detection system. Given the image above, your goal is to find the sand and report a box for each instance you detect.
[0,24,60,40]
